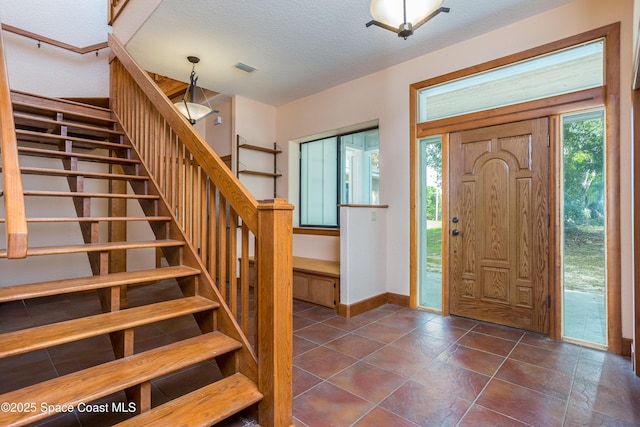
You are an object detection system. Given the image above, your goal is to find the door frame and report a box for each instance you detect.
[409,23,621,350]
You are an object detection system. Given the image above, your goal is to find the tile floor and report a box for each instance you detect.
[291,300,640,426]
[1,284,639,426]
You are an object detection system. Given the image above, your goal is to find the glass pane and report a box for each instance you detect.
[562,109,606,346]
[419,136,443,311]
[300,137,338,226]
[340,129,379,204]
[419,40,604,122]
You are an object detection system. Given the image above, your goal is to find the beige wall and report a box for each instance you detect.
[1,0,110,97]
[276,0,635,337]
[233,95,278,201]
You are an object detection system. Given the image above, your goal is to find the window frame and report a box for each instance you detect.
[409,23,621,350]
[298,126,379,228]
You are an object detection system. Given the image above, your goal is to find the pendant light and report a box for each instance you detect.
[174,56,218,124]
[366,0,450,39]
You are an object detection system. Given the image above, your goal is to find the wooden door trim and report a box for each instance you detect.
[410,23,621,351]
[633,88,640,373]
[549,115,562,341]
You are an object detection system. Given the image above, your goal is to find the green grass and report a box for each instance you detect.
[563,226,606,294]
[423,222,605,294]
[425,221,442,274]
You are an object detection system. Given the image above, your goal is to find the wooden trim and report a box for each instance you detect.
[108,0,132,25]
[441,133,450,316]
[411,23,620,91]
[0,27,27,259]
[386,292,411,308]
[338,292,410,318]
[410,23,622,349]
[409,83,418,308]
[550,115,562,341]
[338,204,389,208]
[622,338,633,358]
[62,97,110,109]
[417,87,603,137]
[634,18,640,90]
[293,227,340,236]
[633,87,640,373]
[1,24,108,54]
[604,23,622,354]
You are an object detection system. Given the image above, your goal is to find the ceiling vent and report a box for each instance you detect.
[234,62,258,73]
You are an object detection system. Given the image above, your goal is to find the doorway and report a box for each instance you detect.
[448,118,550,333]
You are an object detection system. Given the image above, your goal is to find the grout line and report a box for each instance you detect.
[454,330,534,427]
[561,348,582,425]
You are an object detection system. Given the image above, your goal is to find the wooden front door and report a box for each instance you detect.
[449,118,550,333]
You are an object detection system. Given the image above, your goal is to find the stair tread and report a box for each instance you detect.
[11,93,115,126]
[0,332,241,427]
[0,295,218,359]
[114,373,262,427]
[18,146,139,165]
[16,166,147,181]
[32,216,169,222]
[0,265,200,303]
[14,112,123,136]
[23,190,158,199]
[0,216,170,224]
[16,129,129,150]
[0,239,184,258]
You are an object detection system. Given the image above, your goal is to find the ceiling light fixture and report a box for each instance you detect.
[174,56,219,125]
[366,0,450,40]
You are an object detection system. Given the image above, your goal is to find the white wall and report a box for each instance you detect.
[112,0,162,45]
[292,234,339,262]
[277,0,635,337]
[233,95,279,201]
[203,95,233,157]
[0,0,110,97]
[340,206,387,304]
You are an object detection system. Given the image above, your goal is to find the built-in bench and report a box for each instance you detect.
[248,256,340,310]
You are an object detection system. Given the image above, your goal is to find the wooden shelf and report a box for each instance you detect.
[239,170,282,178]
[236,135,281,198]
[238,143,282,154]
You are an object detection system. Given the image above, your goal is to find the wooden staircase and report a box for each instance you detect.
[0,92,264,426]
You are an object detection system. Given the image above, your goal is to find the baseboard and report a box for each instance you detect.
[386,292,410,307]
[622,337,632,357]
[338,292,410,318]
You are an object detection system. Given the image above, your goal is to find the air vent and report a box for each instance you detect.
[234,62,258,73]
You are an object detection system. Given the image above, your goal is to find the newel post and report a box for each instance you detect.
[256,198,294,427]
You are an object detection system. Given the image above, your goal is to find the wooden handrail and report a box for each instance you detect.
[108,0,131,25]
[1,24,108,55]
[108,33,259,232]
[0,28,27,258]
[108,33,293,426]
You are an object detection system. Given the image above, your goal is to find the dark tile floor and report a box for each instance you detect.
[2,284,639,426]
[291,300,640,427]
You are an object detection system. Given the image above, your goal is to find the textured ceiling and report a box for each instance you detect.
[126,0,574,106]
